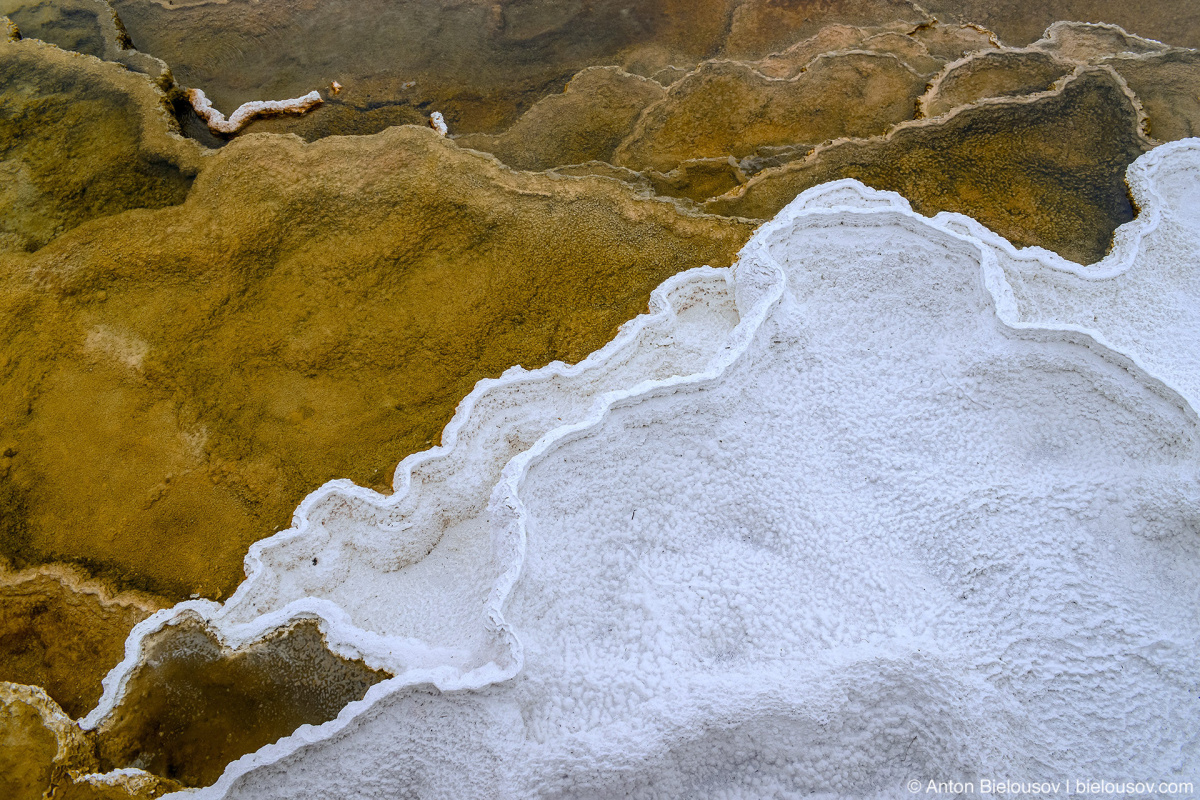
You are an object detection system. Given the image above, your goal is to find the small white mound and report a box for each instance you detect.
[91,142,1200,798]
[429,111,448,136]
[187,88,323,135]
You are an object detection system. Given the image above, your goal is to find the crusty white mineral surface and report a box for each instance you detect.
[92,141,1200,798]
[187,87,323,134]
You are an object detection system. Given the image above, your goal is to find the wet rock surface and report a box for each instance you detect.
[920,49,1074,117]
[93,619,389,788]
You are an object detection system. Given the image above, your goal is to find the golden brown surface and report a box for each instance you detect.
[0,682,97,800]
[708,68,1150,264]
[0,565,161,718]
[921,50,1074,117]
[456,67,666,171]
[920,0,1200,48]
[1,685,64,800]
[0,682,183,800]
[1032,20,1169,62]
[647,157,749,204]
[0,38,198,254]
[615,52,927,173]
[0,0,109,57]
[1109,50,1200,142]
[753,23,981,79]
[722,0,927,57]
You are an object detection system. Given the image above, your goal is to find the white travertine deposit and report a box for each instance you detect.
[83,142,1200,797]
[187,87,323,135]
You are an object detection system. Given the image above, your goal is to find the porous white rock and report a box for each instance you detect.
[430,111,448,136]
[91,142,1200,798]
[966,141,1200,410]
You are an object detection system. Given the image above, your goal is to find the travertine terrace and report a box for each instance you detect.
[2,1,1199,796]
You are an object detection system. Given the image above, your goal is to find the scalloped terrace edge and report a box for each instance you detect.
[703,62,1154,220]
[69,138,1200,797]
[0,35,206,172]
[916,21,1172,123]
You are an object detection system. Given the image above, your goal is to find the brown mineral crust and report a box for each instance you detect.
[707,67,1151,265]
[918,0,1200,49]
[755,25,947,78]
[455,67,667,172]
[650,65,690,86]
[1107,50,1200,142]
[93,618,390,787]
[752,23,907,78]
[550,160,656,195]
[0,38,201,254]
[233,96,427,141]
[921,50,1074,118]
[1,684,70,800]
[850,31,948,75]
[0,682,97,800]
[1031,20,1169,62]
[646,157,749,204]
[0,0,170,81]
[722,0,929,58]
[107,0,738,135]
[0,565,162,719]
[0,123,753,604]
[614,51,927,173]
[908,21,999,61]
